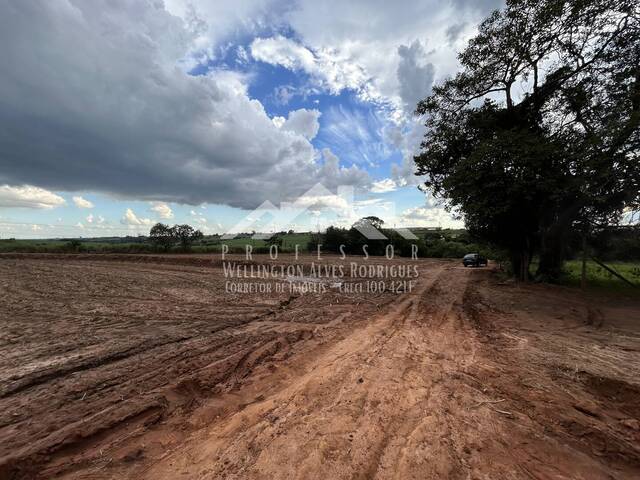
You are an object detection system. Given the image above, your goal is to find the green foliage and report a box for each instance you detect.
[414,0,640,281]
[171,224,203,251]
[266,234,283,248]
[561,260,640,292]
[148,223,203,252]
[66,239,82,252]
[304,220,496,258]
[149,223,174,251]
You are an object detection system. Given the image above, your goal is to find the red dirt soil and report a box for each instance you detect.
[0,254,639,479]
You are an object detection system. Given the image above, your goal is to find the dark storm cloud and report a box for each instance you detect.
[0,0,368,208]
[397,40,436,113]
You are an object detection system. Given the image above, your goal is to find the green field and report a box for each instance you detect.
[0,234,315,254]
[3,237,638,295]
[562,260,640,290]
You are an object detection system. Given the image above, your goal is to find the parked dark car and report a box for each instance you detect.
[463,253,487,267]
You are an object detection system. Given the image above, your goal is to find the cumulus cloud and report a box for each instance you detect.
[0,0,504,223]
[371,178,397,193]
[400,205,464,228]
[250,36,371,99]
[0,185,65,209]
[121,208,154,226]
[0,1,368,209]
[386,121,427,188]
[150,202,174,219]
[72,196,94,209]
[276,0,502,118]
[397,40,435,112]
[318,149,370,190]
[280,109,321,140]
[445,22,469,45]
[273,85,296,105]
[251,35,317,71]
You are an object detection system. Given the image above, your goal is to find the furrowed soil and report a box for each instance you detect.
[1,254,639,479]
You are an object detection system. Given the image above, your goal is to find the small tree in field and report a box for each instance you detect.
[149,223,174,251]
[355,216,384,230]
[171,224,203,251]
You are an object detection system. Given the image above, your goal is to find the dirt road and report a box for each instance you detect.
[1,256,639,479]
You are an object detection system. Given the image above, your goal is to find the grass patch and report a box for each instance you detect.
[561,260,640,291]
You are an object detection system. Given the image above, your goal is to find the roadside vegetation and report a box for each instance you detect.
[562,260,640,290]
[413,0,639,282]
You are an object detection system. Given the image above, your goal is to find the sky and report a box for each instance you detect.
[0,0,503,239]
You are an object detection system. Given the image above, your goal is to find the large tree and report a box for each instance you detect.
[414,0,640,280]
[149,223,203,252]
[149,223,174,251]
[171,224,203,251]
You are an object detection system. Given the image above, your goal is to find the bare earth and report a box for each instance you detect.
[1,254,639,479]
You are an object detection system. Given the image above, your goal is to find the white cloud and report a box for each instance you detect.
[0,0,502,219]
[72,196,94,209]
[371,178,397,193]
[251,35,317,72]
[272,116,286,128]
[291,194,350,212]
[397,40,435,112]
[84,213,105,224]
[189,208,208,225]
[318,148,371,190]
[400,205,464,228]
[281,0,502,117]
[273,85,295,105]
[0,185,65,209]
[31,224,42,231]
[0,2,369,209]
[281,108,321,140]
[150,202,174,219]
[121,208,154,226]
[250,35,372,100]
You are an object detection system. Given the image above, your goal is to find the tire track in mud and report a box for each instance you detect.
[0,257,396,479]
[125,264,640,480]
[126,264,484,480]
[5,259,640,479]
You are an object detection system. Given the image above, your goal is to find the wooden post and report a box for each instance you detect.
[591,257,637,288]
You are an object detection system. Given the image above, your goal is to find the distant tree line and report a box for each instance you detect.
[306,217,496,259]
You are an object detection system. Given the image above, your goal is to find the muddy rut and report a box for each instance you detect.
[1,257,640,479]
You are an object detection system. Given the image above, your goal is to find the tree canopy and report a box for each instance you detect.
[414,0,639,280]
[149,223,203,251]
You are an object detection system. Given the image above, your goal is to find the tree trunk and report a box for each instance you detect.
[511,244,532,282]
[537,240,565,281]
[537,201,582,282]
[580,232,588,290]
[537,217,574,281]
